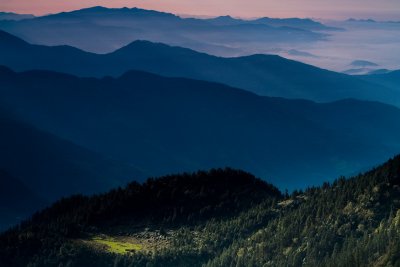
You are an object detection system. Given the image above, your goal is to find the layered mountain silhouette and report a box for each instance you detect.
[0,12,34,21]
[1,7,399,266]
[205,15,341,31]
[0,7,327,54]
[0,66,399,192]
[0,29,398,106]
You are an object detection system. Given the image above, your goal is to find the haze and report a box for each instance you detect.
[1,0,400,20]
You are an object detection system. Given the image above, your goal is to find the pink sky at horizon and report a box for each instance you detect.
[1,0,400,20]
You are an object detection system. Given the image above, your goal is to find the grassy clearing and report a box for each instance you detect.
[90,235,142,254]
[83,229,173,255]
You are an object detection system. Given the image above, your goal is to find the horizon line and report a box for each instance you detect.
[0,5,397,22]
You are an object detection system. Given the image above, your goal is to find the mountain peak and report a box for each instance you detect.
[347,18,376,23]
[205,15,244,25]
[216,15,235,19]
[111,40,169,54]
[350,60,379,67]
[112,39,201,57]
[60,6,178,19]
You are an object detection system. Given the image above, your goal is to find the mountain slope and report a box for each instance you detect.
[0,108,144,201]
[0,171,46,231]
[359,69,400,91]
[0,67,399,190]
[0,155,399,267]
[0,107,145,230]
[206,155,400,267]
[0,30,398,106]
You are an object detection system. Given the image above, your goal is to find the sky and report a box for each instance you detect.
[1,0,400,20]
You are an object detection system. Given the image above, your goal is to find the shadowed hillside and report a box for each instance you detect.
[0,67,399,190]
[0,108,144,230]
[0,171,46,231]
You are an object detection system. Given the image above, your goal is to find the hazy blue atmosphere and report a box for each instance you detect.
[1,0,400,20]
[281,20,400,72]
[0,2,400,266]
[1,7,399,72]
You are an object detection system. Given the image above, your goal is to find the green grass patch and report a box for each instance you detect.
[91,235,142,254]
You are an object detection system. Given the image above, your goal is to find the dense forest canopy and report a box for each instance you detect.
[0,155,399,267]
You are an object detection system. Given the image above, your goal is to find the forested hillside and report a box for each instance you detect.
[0,156,399,267]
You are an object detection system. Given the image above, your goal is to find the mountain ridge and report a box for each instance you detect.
[0,6,327,54]
[206,15,341,31]
[0,66,399,191]
[0,12,35,21]
[0,30,398,106]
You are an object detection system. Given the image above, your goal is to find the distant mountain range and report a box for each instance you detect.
[0,6,328,54]
[346,18,377,23]
[0,12,34,21]
[205,15,341,31]
[0,29,398,106]
[350,60,378,67]
[343,68,393,75]
[1,66,399,195]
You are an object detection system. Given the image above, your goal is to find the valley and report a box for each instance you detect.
[0,3,399,266]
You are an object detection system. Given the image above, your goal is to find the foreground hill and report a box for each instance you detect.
[0,156,399,266]
[1,67,400,190]
[0,29,398,106]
